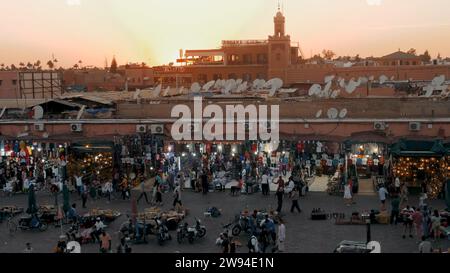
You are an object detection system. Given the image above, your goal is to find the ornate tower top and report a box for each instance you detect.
[274,10,286,38]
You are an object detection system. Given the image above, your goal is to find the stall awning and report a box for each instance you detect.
[70,140,114,153]
[390,139,447,157]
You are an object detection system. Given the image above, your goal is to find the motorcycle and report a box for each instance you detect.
[177,218,206,244]
[17,214,48,231]
[156,218,171,246]
[225,215,253,236]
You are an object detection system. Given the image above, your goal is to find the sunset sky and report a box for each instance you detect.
[1,0,450,68]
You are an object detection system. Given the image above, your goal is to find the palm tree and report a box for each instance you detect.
[27,62,33,70]
[73,64,79,69]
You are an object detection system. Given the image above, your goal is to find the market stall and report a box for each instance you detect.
[391,140,448,199]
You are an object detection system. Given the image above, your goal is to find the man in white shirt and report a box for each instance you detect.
[394,177,401,193]
[260,172,270,196]
[248,235,260,253]
[378,185,389,211]
[277,221,286,252]
[75,175,83,196]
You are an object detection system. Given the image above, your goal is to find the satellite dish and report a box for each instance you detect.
[268,78,283,94]
[32,106,44,120]
[153,84,162,97]
[330,90,340,99]
[66,241,81,253]
[390,76,395,81]
[432,75,445,86]
[338,78,346,88]
[345,79,359,93]
[163,86,170,97]
[191,82,201,93]
[327,108,339,119]
[324,75,335,83]
[369,75,375,81]
[358,77,368,84]
[236,79,243,85]
[423,85,434,97]
[367,241,381,254]
[133,89,141,100]
[308,84,322,96]
[213,80,221,89]
[42,132,49,138]
[323,81,332,97]
[379,75,388,84]
[315,110,322,118]
[203,80,216,92]
[339,108,348,118]
[235,82,247,93]
[178,86,185,95]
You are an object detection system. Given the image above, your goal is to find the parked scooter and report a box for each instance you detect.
[177,218,206,244]
[156,218,171,246]
[17,214,48,231]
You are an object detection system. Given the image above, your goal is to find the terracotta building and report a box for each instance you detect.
[157,10,449,87]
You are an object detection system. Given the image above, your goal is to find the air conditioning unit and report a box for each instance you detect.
[149,124,164,135]
[136,124,147,133]
[34,123,45,131]
[71,124,83,132]
[409,122,421,132]
[374,122,386,131]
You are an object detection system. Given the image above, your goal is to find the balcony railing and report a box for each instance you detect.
[222,40,268,47]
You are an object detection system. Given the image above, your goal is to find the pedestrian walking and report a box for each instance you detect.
[155,183,163,206]
[400,183,409,206]
[418,236,432,253]
[276,186,284,213]
[378,184,389,211]
[248,234,260,253]
[261,171,270,196]
[173,182,182,209]
[344,182,353,206]
[277,219,286,252]
[394,177,401,193]
[137,178,150,204]
[201,171,209,195]
[402,205,414,239]
[412,207,423,240]
[289,186,301,213]
[119,177,130,200]
[99,230,112,253]
[430,210,441,241]
[103,180,113,202]
[390,194,400,225]
[75,174,83,196]
[81,183,88,209]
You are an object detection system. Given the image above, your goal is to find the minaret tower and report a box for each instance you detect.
[268,5,291,83]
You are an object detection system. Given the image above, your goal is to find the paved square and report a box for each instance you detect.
[1,188,448,253]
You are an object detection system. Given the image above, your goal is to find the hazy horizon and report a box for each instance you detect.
[1,0,450,68]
